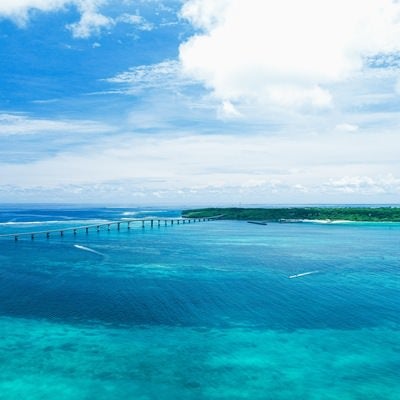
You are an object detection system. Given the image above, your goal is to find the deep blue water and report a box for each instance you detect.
[0,206,399,399]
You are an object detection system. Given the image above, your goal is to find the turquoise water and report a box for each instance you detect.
[0,206,399,399]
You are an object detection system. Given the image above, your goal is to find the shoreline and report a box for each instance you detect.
[182,207,400,222]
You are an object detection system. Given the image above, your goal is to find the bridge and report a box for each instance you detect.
[0,217,220,241]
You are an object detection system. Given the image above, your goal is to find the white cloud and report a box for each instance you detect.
[335,123,359,133]
[1,125,399,204]
[0,0,153,39]
[0,0,67,26]
[0,0,112,37]
[1,130,399,200]
[325,175,400,194]
[67,1,113,39]
[105,60,195,94]
[217,100,242,119]
[107,60,179,83]
[116,13,154,31]
[179,0,400,109]
[0,113,113,135]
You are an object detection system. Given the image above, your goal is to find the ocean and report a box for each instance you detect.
[0,205,399,399]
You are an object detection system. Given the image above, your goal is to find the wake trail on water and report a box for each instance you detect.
[74,244,106,257]
[289,270,320,279]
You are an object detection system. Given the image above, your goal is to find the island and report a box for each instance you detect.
[182,207,400,222]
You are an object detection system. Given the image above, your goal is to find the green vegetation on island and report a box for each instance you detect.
[182,207,400,222]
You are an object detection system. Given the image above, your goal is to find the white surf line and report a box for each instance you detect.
[289,270,320,279]
[74,244,105,257]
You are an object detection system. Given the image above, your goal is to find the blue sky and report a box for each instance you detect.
[1,0,400,205]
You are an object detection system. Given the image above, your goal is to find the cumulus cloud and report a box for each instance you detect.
[67,1,113,39]
[0,0,67,26]
[325,175,400,194]
[179,0,400,109]
[0,0,153,38]
[0,0,111,37]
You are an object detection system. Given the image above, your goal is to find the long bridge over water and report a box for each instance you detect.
[0,216,219,241]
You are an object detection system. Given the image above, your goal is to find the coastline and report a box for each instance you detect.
[182,207,400,222]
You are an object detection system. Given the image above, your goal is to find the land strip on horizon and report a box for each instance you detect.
[182,207,400,222]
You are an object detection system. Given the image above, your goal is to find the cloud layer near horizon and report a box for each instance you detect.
[179,0,400,109]
[1,131,398,200]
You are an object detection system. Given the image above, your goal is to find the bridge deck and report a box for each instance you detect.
[0,217,219,240]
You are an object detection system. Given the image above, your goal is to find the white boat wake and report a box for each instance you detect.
[289,270,320,279]
[74,244,105,257]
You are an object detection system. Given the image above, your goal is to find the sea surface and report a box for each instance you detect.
[0,205,399,399]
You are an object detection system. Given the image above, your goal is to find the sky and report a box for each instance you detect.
[0,0,400,205]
